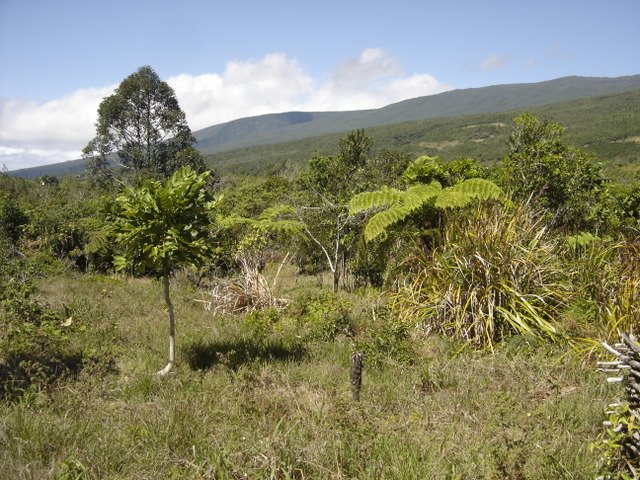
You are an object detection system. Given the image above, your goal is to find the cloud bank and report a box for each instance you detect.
[0,49,451,171]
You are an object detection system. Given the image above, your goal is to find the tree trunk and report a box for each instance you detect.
[156,260,176,376]
[340,249,348,290]
[350,351,363,401]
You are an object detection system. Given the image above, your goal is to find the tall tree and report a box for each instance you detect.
[339,128,372,174]
[113,167,215,375]
[83,66,205,181]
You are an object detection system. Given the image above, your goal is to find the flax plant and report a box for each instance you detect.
[393,203,569,348]
[569,238,640,338]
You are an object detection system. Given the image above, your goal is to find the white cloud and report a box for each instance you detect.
[0,145,81,170]
[0,85,115,171]
[0,86,115,146]
[480,54,509,72]
[168,53,314,130]
[0,49,451,171]
[305,48,450,111]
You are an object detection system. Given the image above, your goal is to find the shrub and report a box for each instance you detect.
[241,292,354,345]
[242,308,283,343]
[568,238,640,338]
[392,203,569,348]
[591,402,640,479]
[294,291,354,341]
[0,244,114,398]
[0,195,28,244]
[500,113,607,231]
[357,312,413,366]
[0,275,78,398]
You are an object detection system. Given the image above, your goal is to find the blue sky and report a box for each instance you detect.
[1,0,639,170]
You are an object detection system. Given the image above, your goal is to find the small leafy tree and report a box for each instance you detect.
[501,113,607,231]
[294,131,375,291]
[0,194,28,245]
[113,166,215,375]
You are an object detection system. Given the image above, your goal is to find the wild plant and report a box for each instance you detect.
[392,202,569,348]
[568,237,640,338]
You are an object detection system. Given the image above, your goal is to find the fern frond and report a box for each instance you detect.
[403,182,442,210]
[447,178,503,200]
[85,228,111,255]
[358,182,442,241]
[364,204,416,242]
[435,178,503,209]
[259,219,303,236]
[217,214,254,229]
[434,190,474,209]
[349,186,405,215]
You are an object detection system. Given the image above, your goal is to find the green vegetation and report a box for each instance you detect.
[112,167,217,375]
[83,65,206,182]
[10,79,640,181]
[0,271,615,479]
[3,92,640,478]
[199,88,640,180]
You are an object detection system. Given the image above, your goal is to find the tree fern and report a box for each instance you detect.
[364,204,417,242]
[434,178,503,209]
[351,175,503,242]
[257,204,296,221]
[403,182,443,210]
[84,228,111,256]
[219,204,303,241]
[449,178,504,199]
[361,182,443,241]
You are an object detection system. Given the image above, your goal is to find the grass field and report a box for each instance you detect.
[0,267,616,479]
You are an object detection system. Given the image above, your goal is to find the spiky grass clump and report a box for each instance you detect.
[570,239,640,338]
[393,203,569,348]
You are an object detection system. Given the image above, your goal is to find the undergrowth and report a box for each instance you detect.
[0,271,613,479]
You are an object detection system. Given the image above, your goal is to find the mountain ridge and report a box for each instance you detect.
[9,74,640,178]
[191,74,640,153]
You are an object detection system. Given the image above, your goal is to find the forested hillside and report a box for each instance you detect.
[207,89,640,178]
[194,74,640,154]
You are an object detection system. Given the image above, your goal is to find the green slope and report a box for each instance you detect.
[9,75,640,179]
[206,89,640,179]
[193,75,640,154]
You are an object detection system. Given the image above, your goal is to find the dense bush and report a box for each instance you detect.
[0,195,28,245]
[500,113,608,232]
[0,255,75,397]
[242,292,354,345]
[392,203,569,348]
[567,237,640,338]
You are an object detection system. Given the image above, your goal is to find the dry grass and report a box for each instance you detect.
[0,270,615,479]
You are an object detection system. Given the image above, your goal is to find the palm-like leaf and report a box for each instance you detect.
[113,166,215,271]
[349,186,406,215]
[352,176,503,242]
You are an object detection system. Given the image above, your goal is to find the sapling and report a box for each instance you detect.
[113,166,216,375]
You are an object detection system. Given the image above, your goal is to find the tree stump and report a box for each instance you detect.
[350,351,363,401]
